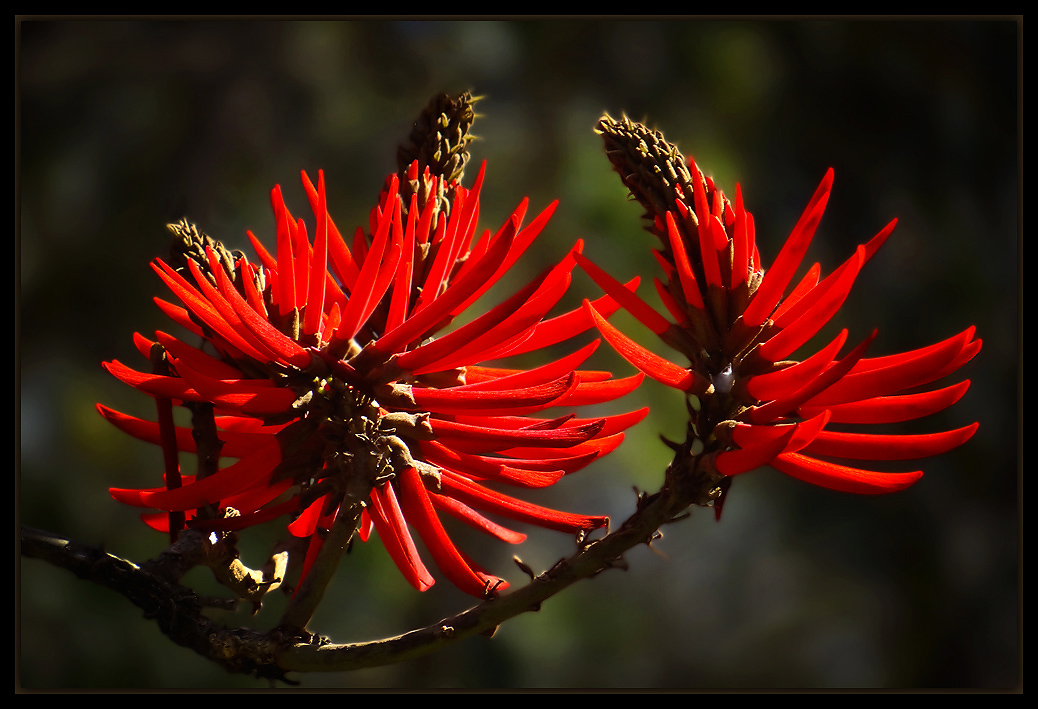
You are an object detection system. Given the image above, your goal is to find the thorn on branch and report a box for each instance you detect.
[513,555,536,581]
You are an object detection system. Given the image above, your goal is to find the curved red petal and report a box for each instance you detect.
[770,452,923,495]
[799,380,972,424]
[368,482,436,592]
[396,466,503,598]
[583,300,700,392]
[800,423,979,461]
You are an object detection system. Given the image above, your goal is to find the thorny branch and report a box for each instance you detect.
[20,445,721,680]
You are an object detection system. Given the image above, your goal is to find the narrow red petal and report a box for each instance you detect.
[409,374,578,415]
[333,180,401,344]
[806,329,973,407]
[450,200,558,316]
[742,170,833,327]
[411,266,573,374]
[138,438,281,511]
[665,211,705,310]
[748,331,875,425]
[104,360,197,400]
[368,482,436,592]
[770,451,923,495]
[494,283,635,358]
[799,381,971,424]
[367,217,517,360]
[419,440,566,488]
[394,258,567,374]
[397,466,503,598]
[800,423,979,461]
[428,417,605,455]
[716,426,796,476]
[155,331,244,381]
[757,245,864,362]
[302,170,329,337]
[438,470,608,535]
[746,330,848,402]
[575,252,672,335]
[205,249,313,368]
[459,340,600,392]
[583,300,700,392]
[430,492,527,544]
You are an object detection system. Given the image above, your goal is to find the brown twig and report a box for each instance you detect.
[19,442,719,680]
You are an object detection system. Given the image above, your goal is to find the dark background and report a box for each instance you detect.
[18,19,1019,690]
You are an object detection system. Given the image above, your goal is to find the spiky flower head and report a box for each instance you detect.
[98,98,645,598]
[579,114,979,507]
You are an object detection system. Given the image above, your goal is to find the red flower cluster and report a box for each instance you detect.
[579,116,979,499]
[99,161,645,597]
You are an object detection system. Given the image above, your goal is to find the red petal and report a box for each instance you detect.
[583,300,701,392]
[770,263,821,325]
[716,426,795,476]
[742,169,833,327]
[103,360,198,400]
[271,185,297,315]
[556,374,645,407]
[757,245,864,363]
[138,437,281,511]
[806,328,975,407]
[301,170,330,337]
[385,193,419,334]
[96,403,272,459]
[430,492,527,544]
[301,169,360,289]
[420,440,566,488]
[438,470,608,534]
[450,199,559,316]
[746,330,848,402]
[428,418,605,455]
[495,283,635,358]
[748,331,875,425]
[205,249,313,368]
[458,340,600,392]
[333,181,401,344]
[155,331,245,381]
[770,452,923,495]
[800,423,978,461]
[153,298,204,339]
[664,211,705,310]
[418,268,573,373]
[152,260,272,364]
[368,482,435,592]
[500,431,626,462]
[575,252,672,335]
[410,374,578,415]
[799,381,971,424]
[719,411,830,476]
[397,466,504,597]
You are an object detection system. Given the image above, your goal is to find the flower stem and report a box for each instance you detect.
[278,501,364,633]
[277,449,714,672]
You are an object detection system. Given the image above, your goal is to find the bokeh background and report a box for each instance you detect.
[18,19,1019,690]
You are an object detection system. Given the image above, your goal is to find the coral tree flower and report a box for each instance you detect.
[99,153,645,598]
[578,115,979,502]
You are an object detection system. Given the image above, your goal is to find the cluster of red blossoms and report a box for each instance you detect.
[100,158,647,597]
[579,115,979,502]
[98,104,980,600]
